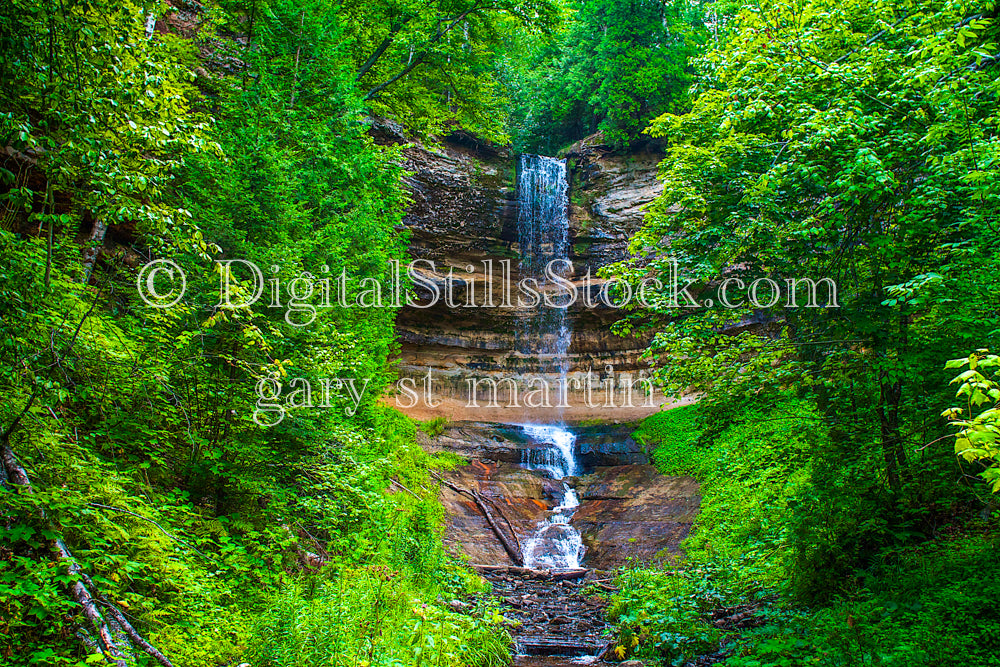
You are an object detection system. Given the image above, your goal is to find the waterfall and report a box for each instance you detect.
[515,155,584,570]
[520,424,585,570]
[520,423,577,478]
[516,154,572,392]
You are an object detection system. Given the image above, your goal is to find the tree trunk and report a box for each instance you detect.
[81,216,107,280]
[878,373,905,493]
[432,473,524,566]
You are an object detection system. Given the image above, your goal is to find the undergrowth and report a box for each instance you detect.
[609,400,1000,667]
[248,567,508,667]
[1,405,509,667]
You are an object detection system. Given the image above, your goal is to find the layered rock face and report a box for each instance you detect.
[376,126,671,422]
[574,466,699,569]
[425,424,699,568]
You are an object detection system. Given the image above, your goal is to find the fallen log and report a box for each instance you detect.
[596,639,617,660]
[1,435,172,667]
[517,636,602,657]
[470,489,524,566]
[472,564,589,581]
[484,495,523,555]
[101,603,173,667]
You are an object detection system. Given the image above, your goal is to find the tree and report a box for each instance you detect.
[344,0,560,141]
[511,0,705,150]
[0,0,214,269]
[607,0,1000,597]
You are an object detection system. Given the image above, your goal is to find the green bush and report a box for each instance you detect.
[613,395,1000,667]
[247,567,510,667]
[726,534,1000,666]
[607,566,721,665]
[420,417,450,438]
[633,404,709,478]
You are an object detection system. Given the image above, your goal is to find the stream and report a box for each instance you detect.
[499,424,609,664]
[499,155,607,663]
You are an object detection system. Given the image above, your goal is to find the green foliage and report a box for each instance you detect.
[0,1,512,664]
[346,0,560,142]
[723,534,1000,667]
[420,416,449,438]
[615,393,999,666]
[509,0,706,151]
[943,349,1000,493]
[0,0,214,249]
[633,405,709,478]
[608,567,721,665]
[607,0,1000,499]
[604,0,1000,636]
[248,568,510,667]
[655,398,814,592]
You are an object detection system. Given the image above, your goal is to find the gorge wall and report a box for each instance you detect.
[374,123,678,422]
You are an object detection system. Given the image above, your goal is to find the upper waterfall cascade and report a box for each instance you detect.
[515,154,572,379]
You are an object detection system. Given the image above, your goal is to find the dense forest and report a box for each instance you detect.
[1,0,998,666]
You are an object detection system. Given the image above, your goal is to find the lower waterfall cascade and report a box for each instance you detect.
[519,424,585,570]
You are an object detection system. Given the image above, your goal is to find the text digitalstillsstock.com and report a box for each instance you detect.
[136,257,839,426]
[137,257,840,325]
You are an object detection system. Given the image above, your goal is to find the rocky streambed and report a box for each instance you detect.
[479,566,612,663]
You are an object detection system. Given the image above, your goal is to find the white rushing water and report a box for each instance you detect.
[520,423,578,478]
[520,424,585,570]
[515,155,585,571]
[515,154,572,395]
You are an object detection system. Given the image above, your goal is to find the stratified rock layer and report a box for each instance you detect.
[374,127,668,421]
[575,465,700,569]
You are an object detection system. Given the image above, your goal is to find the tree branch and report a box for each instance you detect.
[431,471,524,566]
[363,6,483,101]
[1,436,172,667]
[356,15,414,82]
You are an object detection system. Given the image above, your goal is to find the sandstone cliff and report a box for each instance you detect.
[376,124,674,422]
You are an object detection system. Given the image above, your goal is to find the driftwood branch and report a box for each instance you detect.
[102,603,173,667]
[363,6,480,100]
[597,640,617,660]
[431,472,524,566]
[470,488,523,566]
[356,15,414,81]
[53,538,129,667]
[81,216,107,280]
[389,477,420,499]
[483,495,522,555]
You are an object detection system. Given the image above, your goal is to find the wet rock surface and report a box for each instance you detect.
[430,423,699,570]
[575,466,700,570]
[418,422,649,467]
[376,128,669,422]
[476,568,614,662]
[438,459,557,565]
[564,134,664,273]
